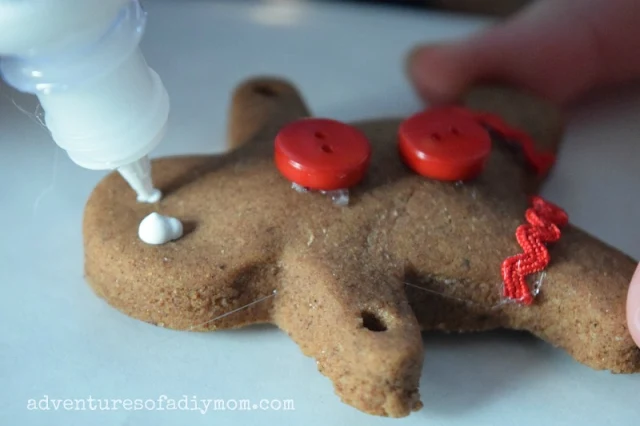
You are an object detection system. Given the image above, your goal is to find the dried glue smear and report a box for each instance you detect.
[138,212,183,245]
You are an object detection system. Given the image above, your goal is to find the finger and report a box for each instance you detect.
[407,0,640,105]
[627,263,640,348]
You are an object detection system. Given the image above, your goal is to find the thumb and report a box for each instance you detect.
[407,0,607,105]
[628,264,640,348]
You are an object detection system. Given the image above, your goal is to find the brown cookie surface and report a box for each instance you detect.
[83,77,639,418]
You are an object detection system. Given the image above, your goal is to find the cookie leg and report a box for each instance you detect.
[271,248,424,417]
[504,226,640,373]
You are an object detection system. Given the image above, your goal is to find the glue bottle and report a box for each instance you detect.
[0,0,169,202]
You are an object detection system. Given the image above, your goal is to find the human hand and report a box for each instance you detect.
[408,0,640,106]
[407,0,640,348]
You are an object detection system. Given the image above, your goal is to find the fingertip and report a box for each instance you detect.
[627,263,640,348]
[406,43,474,105]
[406,0,610,107]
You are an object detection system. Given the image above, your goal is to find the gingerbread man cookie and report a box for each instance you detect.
[83,77,639,418]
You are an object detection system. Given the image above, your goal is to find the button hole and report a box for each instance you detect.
[450,126,460,135]
[321,144,333,153]
[431,133,442,141]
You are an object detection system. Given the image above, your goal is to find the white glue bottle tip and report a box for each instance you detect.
[118,156,162,203]
[138,212,183,245]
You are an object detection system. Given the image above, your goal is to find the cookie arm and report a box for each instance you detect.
[226,77,312,150]
[271,247,424,418]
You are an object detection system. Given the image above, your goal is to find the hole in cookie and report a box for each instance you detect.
[320,144,333,154]
[361,311,387,332]
[253,85,277,97]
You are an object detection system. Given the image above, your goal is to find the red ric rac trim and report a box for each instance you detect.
[474,112,557,176]
[501,196,569,305]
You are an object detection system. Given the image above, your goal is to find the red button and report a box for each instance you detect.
[275,118,371,191]
[398,107,492,181]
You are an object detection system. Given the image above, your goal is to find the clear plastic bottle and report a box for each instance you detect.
[0,0,169,202]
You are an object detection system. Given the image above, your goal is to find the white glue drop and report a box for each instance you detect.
[138,212,183,245]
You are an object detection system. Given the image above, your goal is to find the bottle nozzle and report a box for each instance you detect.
[117,156,162,203]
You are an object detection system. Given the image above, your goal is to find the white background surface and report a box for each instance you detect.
[1,1,639,425]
